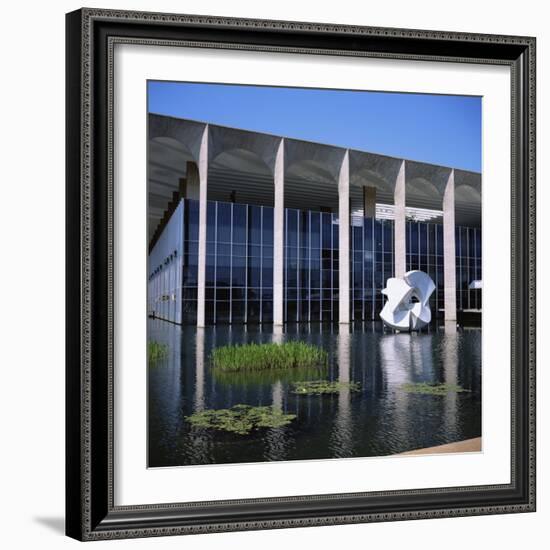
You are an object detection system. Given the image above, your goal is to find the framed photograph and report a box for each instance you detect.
[66,8,536,541]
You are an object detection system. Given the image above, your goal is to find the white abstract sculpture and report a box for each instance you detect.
[380,270,436,331]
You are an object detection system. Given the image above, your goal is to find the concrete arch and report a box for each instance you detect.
[455,184,481,203]
[149,136,195,165]
[210,148,273,176]
[285,139,347,183]
[148,114,207,164]
[405,161,452,198]
[406,177,442,199]
[208,124,281,175]
[454,169,482,198]
[349,151,403,194]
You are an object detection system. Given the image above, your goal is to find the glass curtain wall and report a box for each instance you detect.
[406,221,482,313]
[456,226,482,311]
[203,200,274,325]
[350,216,395,321]
[173,199,481,324]
[181,199,199,324]
[406,221,443,313]
[284,209,339,323]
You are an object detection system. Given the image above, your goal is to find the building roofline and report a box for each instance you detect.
[148,112,481,177]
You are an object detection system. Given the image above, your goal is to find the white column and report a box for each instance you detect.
[273,139,285,326]
[339,150,350,324]
[196,125,209,328]
[443,169,457,321]
[394,160,406,278]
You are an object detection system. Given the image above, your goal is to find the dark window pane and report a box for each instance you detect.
[262,207,273,245]
[232,204,247,243]
[216,202,231,242]
[249,205,262,244]
[310,213,320,248]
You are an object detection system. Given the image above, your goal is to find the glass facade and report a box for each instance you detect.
[406,221,444,313]
[202,200,274,324]
[284,209,338,323]
[456,225,482,311]
[181,199,199,324]
[350,216,395,321]
[149,198,481,325]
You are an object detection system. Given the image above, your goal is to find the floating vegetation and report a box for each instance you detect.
[214,366,327,388]
[211,342,328,372]
[186,404,296,435]
[400,382,470,396]
[291,380,361,396]
[148,341,168,363]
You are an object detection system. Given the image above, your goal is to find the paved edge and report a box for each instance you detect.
[397,437,482,456]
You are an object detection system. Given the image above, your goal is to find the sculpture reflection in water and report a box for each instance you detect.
[378,327,460,451]
[380,270,436,331]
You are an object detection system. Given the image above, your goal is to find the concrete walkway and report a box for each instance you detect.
[398,437,481,456]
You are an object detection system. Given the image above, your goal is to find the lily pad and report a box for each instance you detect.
[291,380,361,395]
[186,404,296,435]
[400,382,470,396]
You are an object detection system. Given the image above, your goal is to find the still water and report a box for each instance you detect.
[148,320,481,467]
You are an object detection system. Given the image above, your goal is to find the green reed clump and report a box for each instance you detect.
[211,342,328,372]
[186,404,296,435]
[148,341,168,363]
[291,380,361,396]
[400,382,470,396]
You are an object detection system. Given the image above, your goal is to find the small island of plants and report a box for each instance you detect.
[400,382,469,396]
[186,404,296,435]
[211,341,328,372]
[291,380,361,395]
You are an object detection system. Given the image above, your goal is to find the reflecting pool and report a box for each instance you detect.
[148,320,481,467]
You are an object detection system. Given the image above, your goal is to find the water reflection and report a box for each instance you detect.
[194,328,205,412]
[330,327,353,458]
[148,319,481,467]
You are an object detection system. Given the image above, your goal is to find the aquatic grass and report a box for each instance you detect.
[291,380,361,395]
[148,341,168,363]
[400,382,470,396]
[211,342,328,372]
[186,404,296,435]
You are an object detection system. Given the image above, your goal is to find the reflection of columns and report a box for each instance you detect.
[339,150,350,324]
[443,169,457,321]
[394,160,406,278]
[266,380,287,461]
[442,326,458,436]
[332,327,352,456]
[363,186,377,219]
[273,139,285,326]
[272,381,283,411]
[194,327,205,412]
[338,327,351,384]
[196,125,209,328]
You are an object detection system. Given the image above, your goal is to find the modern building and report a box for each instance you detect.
[147,114,481,327]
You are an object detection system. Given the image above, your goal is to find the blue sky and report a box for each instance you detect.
[148,81,481,172]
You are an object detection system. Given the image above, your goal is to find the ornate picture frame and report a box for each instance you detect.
[66,8,536,541]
